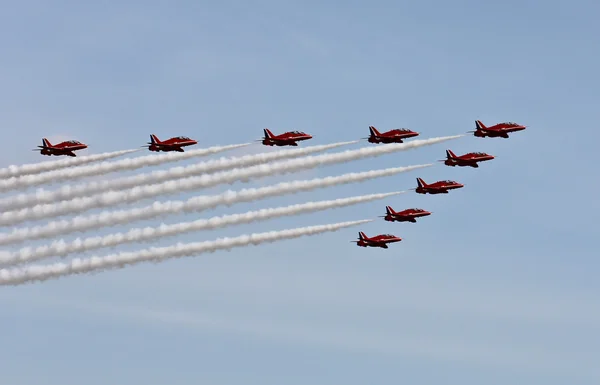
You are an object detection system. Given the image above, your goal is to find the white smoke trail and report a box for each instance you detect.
[0,163,430,245]
[0,141,357,212]
[0,219,372,286]
[0,191,401,266]
[0,143,249,192]
[0,135,459,224]
[0,149,140,179]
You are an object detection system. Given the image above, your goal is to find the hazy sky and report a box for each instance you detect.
[1,0,599,384]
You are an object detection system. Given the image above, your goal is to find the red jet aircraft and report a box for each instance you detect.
[365,125,419,144]
[352,232,402,249]
[261,128,312,146]
[470,120,526,138]
[144,134,197,152]
[381,206,431,223]
[35,138,88,157]
[442,149,494,168]
[414,177,464,194]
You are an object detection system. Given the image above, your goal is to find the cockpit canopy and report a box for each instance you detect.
[411,208,425,212]
[65,140,82,145]
[290,130,306,135]
[382,234,395,238]
[503,122,519,126]
[441,180,456,184]
[175,136,191,140]
[469,152,487,156]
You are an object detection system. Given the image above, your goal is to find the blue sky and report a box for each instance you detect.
[1,0,599,384]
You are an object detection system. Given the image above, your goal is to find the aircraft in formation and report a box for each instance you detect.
[469,120,526,138]
[28,120,524,251]
[414,177,464,195]
[27,121,522,250]
[260,128,313,147]
[351,232,402,249]
[364,125,420,143]
[441,149,495,168]
[32,120,526,157]
[143,134,198,152]
[34,138,88,157]
[381,206,431,223]
[351,178,462,249]
[352,119,527,249]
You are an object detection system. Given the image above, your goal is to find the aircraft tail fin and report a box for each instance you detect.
[149,134,161,144]
[385,206,395,215]
[41,138,52,148]
[475,120,486,130]
[358,231,367,240]
[263,128,274,139]
[446,149,457,159]
[368,126,381,137]
[416,177,427,188]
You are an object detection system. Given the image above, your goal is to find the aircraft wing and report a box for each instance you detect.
[271,138,296,143]
[155,143,183,149]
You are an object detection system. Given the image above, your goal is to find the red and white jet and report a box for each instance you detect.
[352,231,402,249]
[470,120,526,138]
[144,134,198,152]
[365,125,419,144]
[414,177,464,194]
[35,138,88,157]
[381,206,431,223]
[442,149,494,168]
[261,128,312,146]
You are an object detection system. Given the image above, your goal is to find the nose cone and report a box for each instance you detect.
[305,134,313,139]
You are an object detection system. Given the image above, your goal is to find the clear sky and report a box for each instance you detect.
[1,0,599,384]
